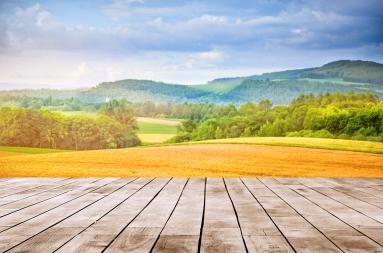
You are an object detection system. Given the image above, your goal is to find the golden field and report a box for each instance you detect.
[137,133,176,143]
[137,117,181,126]
[0,151,21,158]
[196,137,383,154]
[1,144,382,178]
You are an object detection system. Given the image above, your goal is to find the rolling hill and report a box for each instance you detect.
[1,60,382,105]
[1,140,383,177]
[210,60,383,85]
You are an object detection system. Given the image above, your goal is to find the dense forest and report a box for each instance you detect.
[0,100,140,150]
[170,92,383,143]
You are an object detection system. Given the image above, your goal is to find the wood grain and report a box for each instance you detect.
[0,177,381,253]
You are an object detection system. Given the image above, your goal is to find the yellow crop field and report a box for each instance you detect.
[195,137,383,154]
[138,134,176,143]
[137,117,181,126]
[1,144,382,178]
[0,151,21,158]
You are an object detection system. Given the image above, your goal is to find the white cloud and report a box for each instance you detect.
[197,50,223,60]
[0,1,382,88]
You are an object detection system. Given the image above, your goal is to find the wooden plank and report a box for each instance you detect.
[55,178,171,253]
[296,178,337,188]
[371,185,383,192]
[327,178,383,187]
[6,178,150,253]
[225,178,294,253]
[200,178,247,253]
[151,178,205,253]
[0,178,127,252]
[292,182,383,245]
[313,187,383,223]
[0,178,31,188]
[356,187,383,199]
[0,178,68,198]
[0,177,381,252]
[242,178,342,252]
[0,178,106,230]
[0,178,98,217]
[270,178,383,252]
[103,178,188,253]
[321,178,383,200]
[332,186,383,209]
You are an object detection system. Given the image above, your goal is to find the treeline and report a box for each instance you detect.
[0,100,140,150]
[0,95,222,120]
[170,92,383,142]
[132,102,222,119]
[0,95,100,111]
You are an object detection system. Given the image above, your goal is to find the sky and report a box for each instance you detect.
[0,0,382,89]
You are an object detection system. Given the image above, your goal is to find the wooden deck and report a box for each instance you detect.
[0,178,382,252]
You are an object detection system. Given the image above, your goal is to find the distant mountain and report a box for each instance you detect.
[210,60,383,85]
[301,60,383,84]
[83,79,212,103]
[1,60,383,105]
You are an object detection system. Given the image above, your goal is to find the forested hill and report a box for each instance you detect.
[85,79,212,103]
[1,60,383,105]
[210,60,383,85]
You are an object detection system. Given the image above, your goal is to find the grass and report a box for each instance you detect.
[1,144,382,178]
[137,121,178,134]
[192,137,383,154]
[0,146,72,154]
[137,117,180,143]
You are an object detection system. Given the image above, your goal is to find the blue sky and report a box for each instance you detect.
[0,0,382,88]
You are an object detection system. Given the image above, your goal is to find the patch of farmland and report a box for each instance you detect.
[1,144,382,178]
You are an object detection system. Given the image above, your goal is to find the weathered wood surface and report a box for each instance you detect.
[0,178,382,253]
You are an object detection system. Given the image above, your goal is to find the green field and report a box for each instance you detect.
[137,117,180,143]
[192,137,383,154]
[0,146,72,154]
[137,121,178,134]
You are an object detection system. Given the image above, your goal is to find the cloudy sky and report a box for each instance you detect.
[0,0,382,89]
